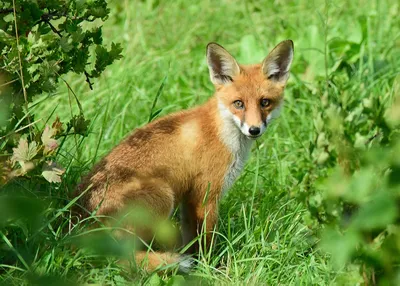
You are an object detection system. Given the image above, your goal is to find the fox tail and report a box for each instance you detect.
[130,251,193,273]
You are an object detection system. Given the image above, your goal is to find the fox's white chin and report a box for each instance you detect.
[246,134,262,140]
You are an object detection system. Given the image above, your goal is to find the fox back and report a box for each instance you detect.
[75,40,294,271]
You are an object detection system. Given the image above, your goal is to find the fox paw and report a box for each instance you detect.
[178,255,195,273]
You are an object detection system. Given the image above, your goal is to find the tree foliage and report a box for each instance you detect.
[0,0,122,183]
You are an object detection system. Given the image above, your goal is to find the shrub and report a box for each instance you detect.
[297,16,400,283]
[0,0,122,184]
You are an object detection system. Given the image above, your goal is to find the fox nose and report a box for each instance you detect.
[248,126,261,136]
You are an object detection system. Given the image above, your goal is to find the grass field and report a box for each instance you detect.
[2,0,400,284]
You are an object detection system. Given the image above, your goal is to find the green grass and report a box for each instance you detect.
[2,0,400,284]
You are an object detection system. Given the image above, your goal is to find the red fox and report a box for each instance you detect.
[75,40,294,272]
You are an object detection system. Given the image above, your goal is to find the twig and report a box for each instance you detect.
[7,5,95,93]
[84,71,93,90]
[43,20,94,91]
[366,132,381,145]
[0,8,13,14]
[43,19,62,37]
[40,10,67,21]
[0,119,42,140]
[12,0,31,133]
[0,78,18,88]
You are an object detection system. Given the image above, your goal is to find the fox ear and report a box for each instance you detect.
[262,40,294,83]
[206,43,240,85]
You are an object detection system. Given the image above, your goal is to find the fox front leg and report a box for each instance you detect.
[181,198,218,254]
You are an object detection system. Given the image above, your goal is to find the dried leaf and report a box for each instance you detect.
[41,125,58,154]
[51,116,64,135]
[11,138,38,163]
[20,161,35,173]
[42,161,65,183]
[0,159,12,185]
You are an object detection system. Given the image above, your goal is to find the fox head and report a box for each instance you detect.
[206,40,293,139]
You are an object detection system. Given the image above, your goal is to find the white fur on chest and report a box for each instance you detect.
[218,102,253,194]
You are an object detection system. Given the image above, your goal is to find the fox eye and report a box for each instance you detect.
[261,98,270,108]
[233,100,244,109]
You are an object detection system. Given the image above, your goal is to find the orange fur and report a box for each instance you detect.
[74,40,294,272]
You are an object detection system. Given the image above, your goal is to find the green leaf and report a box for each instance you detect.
[0,29,15,45]
[316,151,329,165]
[89,6,109,20]
[93,45,108,72]
[41,161,65,183]
[91,27,102,45]
[71,48,89,73]
[60,37,73,53]
[76,0,87,11]
[342,169,375,203]
[3,14,14,23]
[113,275,127,284]
[67,114,90,136]
[23,1,43,22]
[27,63,40,75]
[92,43,122,77]
[41,78,57,93]
[65,19,79,33]
[71,28,85,43]
[0,196,45,226]
[110,42,123,59]
[166,275,186,286]
[351,193,397,230]
[0,0,122,144]
[146,273,162,286]
[354,133,367,150]
[321,228,359,269]
[388,165,400,187]
[41,60,60,78]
